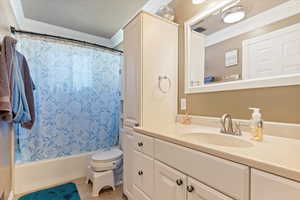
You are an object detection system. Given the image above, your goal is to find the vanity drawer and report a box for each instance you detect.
[251,169,300,200]
[133,132,154,157]
[155,139,249,200]
[133,150,154,198]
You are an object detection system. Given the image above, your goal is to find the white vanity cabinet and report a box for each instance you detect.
[133,132,154,157]
[155,139,250,200]
[154,161,187,200]
[126,131,249,200]
[123,11,178,199]
[187,177,233,200]
[123,13,142,128]
[123,11,178,129]
[154,160,233,200]
[126,132,300,200]
[251,169,300,200]
[132,150,154,200]
[122,128,135,199]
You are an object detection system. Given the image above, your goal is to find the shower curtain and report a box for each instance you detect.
[15,36,121,163]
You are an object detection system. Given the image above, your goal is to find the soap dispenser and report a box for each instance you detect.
[249,108,263,141]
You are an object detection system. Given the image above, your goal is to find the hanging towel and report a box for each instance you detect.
[0,36,17,121]
[16,51,35,129]
[0,36,35,129]
[11,50,35,129]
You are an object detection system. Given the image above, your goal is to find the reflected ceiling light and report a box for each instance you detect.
[192,0,206,4]
[222,6,245,24]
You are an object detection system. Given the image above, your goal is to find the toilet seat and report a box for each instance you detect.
[92,148,123,163]
[90,148,123,172]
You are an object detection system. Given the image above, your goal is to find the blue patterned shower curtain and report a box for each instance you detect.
[15,36,121,162]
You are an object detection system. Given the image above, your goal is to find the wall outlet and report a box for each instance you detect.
[180,98,187,110]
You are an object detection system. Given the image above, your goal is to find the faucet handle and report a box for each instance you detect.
[234,121,242,136]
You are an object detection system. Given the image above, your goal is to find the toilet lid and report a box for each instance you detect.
[92,148,123,163]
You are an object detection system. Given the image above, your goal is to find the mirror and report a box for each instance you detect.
[185,0,300,93]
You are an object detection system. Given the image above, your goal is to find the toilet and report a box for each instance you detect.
[86,148,123,197]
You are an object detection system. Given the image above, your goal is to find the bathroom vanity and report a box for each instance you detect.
[123,125,300,200]
[122,2,300,200]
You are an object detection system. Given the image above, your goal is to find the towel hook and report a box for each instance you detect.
[158,75,171,94]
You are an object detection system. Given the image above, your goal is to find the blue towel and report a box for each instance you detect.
[11,50,32,124]
[204,76,215,84]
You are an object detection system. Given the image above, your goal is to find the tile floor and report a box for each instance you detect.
[15,178,126,200]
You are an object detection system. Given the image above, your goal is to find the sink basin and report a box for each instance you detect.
[181,133,253,148]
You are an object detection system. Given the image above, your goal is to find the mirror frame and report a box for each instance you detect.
[184,0,300,94]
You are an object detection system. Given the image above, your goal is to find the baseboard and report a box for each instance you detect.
[14,151,95,195]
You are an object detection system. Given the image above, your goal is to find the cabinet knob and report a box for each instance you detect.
[138,170,143,176]
[187,185,194,193]
[176,179,183,186]
[138,142,143,147]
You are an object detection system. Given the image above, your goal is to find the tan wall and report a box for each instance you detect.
[205,14,300,81]
[170,0,300,124]
[0,0,17,198]
[0,0,16,39]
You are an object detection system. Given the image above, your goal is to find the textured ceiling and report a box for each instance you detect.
[21,0,150,38]
[193,0,289,35]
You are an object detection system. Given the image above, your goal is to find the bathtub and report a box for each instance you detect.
[14,151,95,195]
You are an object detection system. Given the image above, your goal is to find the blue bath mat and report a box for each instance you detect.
[18,183,80,200]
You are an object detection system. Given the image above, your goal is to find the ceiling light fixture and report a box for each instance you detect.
[222,6,245,24]
[192,0,206,4]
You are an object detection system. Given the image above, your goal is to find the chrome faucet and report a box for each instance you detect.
[220,114,242,136]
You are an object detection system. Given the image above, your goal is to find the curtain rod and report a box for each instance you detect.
[10,26,123,54]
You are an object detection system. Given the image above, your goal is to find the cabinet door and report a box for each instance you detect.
[155,139,249,200]
[187,177,233,200]
[251,169,300,200]
[141,13,178,128]
[122,128,134,199]
[133,150,154,199]
[123,14,142,127]
[154,161,187,200]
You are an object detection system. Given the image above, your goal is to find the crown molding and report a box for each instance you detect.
[21,18,113,47]
[9,0,172,48]
[9,0,112,47]
[110,0,174,47]
[111,29,124,48]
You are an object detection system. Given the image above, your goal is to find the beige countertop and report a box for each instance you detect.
[134,123,300,182]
